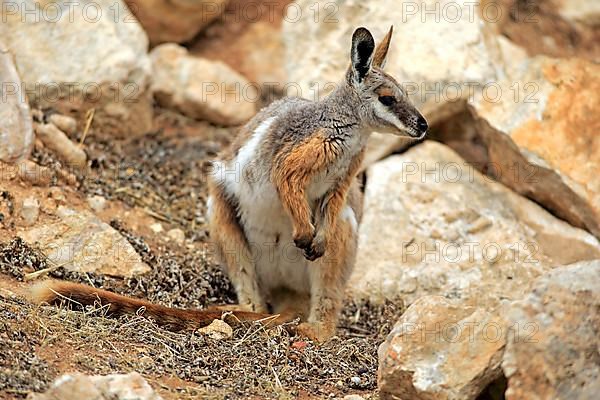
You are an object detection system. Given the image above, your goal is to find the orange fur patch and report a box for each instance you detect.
[272,130,337,240]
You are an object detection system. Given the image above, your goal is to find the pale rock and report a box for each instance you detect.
[350,141,600,309]
[502,260,600,400]
[19,206,150,277]
[0,41,34,162]
[343,395,366,400]
[21,197,40,226]
[350,377,362,386]
[283,0,504,167]
[16,160,53,186]
[150,223,163,233]
[124,0,228,46]
[0,0,153,138]
[34,123,87,170]
[496,36,529,79]
[48,187,66,203]
[28,372,162,400]
[555,0,600,27]
[150,44,257,126]
[167,228,186,244]
[87,195,107,213]
[469,56,600,239]
[90,373,161,400]
[378,296,505,400]
[48,114,78,135]
[197,319,233,340]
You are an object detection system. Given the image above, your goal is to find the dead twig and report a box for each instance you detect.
[80,108,95,148]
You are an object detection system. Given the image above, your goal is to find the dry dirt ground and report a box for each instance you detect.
[0,108,404,399]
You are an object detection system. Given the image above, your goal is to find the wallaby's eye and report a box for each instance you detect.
[378,96,396,106]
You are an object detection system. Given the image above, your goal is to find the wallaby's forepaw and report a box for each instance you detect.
[296,322,334,342]
[293,234,313,251]
[293,224,314,247]
[303,237,325,261]
[293,226,324,261]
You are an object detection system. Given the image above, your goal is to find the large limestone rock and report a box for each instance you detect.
[150,43,257,126]
[28,372,162,400]
[0,42,33,162]
[125,0,228,46]
[350,141,600,308]
[469,57,600,239]
[378,296,505,400]
[19,206,149,278]
[502,260,600,400]
[0,0,153,138]
[283,0,504,166]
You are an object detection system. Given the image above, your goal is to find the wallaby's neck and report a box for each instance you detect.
[320,82,364,129]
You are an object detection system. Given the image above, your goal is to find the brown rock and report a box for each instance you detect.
[482,0,600,61]
[469,57,600,239]
[378,296,505,400]
[150,44,257,126]
[0,41,33,163]
[192,20,286,88]
[125,0,228,46]
[502,260,600,400]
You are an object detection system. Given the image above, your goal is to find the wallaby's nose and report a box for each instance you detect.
[417,116,428,133]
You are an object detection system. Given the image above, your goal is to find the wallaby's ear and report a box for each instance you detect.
[351,27,375,84]
[373,26,393,68]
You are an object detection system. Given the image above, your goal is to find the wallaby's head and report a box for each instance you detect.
[347,26,428,139]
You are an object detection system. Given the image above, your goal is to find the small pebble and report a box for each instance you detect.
[34,122,87,170]
[350,376,361,386]
[49,187,66,202]
[21,196,40,226]
[49,113,78,135]
[197,319,233,340]
[87,195,106,212]
[150,223,163,233]
[167,228,185,244]
[138,355,154,369]
[17,160,53,186]
[344,395,366,400]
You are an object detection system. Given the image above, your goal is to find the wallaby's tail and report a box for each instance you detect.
[28,280,274,331]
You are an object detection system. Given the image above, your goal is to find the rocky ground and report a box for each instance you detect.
[1,0,599,399]
[0,108,405,399]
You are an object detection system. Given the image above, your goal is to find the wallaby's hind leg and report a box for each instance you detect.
[299,205,359,342]
[270,288,310,320]
[207,184,267,313]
